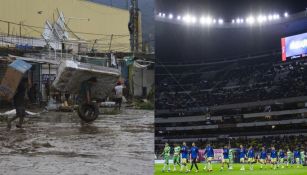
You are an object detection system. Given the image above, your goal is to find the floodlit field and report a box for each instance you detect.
[155,163,307,175]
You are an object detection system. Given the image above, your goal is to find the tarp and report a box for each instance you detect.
[9,59,32,73]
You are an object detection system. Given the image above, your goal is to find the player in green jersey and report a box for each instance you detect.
[286,148,293,167]
[300,149,305,165]
[173,143,181,171]
[228,146,234,170]
[161,142,171,172]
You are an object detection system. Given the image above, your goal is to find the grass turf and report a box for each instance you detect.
[155,163,307,175]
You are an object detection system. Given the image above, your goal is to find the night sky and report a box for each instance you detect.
[155,0,307,63]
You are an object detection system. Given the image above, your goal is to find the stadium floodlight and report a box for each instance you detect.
[276,14,280,19]
[231,19,235,23]
[200,16,205,24]
[236,18,241,24]
[183,14,196,24]
[240,18,244,23]
[257,16,263,23]
[205,16,212,24]
[257,15,267,23]
[158,12,162,17]
[268,14,273,20]
[168,13,173,19]
[200,16,212,25]
[182,14,191,23]
[162,13,166,18]
[177,15,181,20]
[284,12,289,17]
[218,18,224,24]
[213,19,217,24]
[273,14,280,20]
[191,16,197,23]
[246,16,255,24]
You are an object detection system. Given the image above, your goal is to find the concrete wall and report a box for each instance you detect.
[133,67,154,97]
[0,0,133,52]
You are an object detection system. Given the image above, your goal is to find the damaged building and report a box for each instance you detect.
[0,0,154,106]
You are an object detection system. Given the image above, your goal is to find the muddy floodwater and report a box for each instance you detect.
[0,109,154,175]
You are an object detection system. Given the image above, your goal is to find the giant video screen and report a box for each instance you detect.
[281,32,307,61]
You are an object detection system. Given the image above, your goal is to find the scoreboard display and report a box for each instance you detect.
[282,32,307,61]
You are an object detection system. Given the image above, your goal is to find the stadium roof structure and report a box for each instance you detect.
[155,10,307,63]
[156,10,307,29]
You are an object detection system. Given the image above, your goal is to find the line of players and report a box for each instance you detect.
[160,142,306,172]
[238,145,304,171]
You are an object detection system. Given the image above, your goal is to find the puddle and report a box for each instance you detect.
[0,109,154,175]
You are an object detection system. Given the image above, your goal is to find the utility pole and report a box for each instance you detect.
[130,0,139,54]
[7,22,10,36]
[19,22,22,37]
[108,34,113,53]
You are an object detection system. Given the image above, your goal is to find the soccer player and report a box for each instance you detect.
[189,142,199,172]
[270,146,278,170]
[180,142,189,172]
[228,146,234,170]
[172,143,181,171]
[220,145,230,171]
[286,148,293,167]
[278,148,285,168]
[204,143,214,172]
[294,148,301,168]
[161,142,171,172]
[247,146,255,170]
[239,145,247,171]
[300,149,305,165]
[259,147,267,169]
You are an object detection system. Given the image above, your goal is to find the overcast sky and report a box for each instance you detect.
[90,0,155,47]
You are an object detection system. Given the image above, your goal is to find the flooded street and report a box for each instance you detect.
[0,109,154,175]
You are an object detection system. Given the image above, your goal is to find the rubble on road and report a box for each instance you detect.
[0,109,40,117]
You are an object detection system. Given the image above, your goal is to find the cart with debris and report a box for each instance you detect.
[52,60,120,122]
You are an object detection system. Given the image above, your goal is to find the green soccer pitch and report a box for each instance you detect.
[154,163,307,175]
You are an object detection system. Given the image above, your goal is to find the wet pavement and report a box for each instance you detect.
[0,109,154,175]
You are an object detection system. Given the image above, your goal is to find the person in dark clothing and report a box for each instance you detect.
[45,79,50,100]
[79,77,97,104]
[28,83,37,103]
[190,142,199,172]
[7,77,29,129]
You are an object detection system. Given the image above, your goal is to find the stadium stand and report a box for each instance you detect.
[154,8,307,162]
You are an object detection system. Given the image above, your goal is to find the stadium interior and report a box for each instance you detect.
[155,0,307,160]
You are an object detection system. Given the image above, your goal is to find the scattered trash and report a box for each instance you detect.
[0,109,40,117]
[122,96,127,103]
[100,101,116,107]
[32,141,54,148]
[45,98,60,111]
